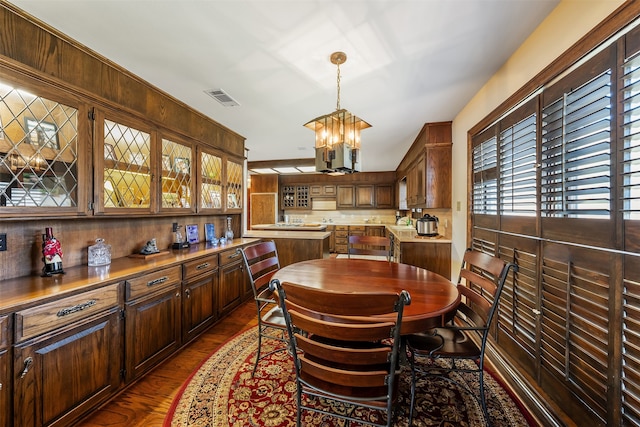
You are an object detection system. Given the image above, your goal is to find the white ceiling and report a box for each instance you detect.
[10,0,559,172]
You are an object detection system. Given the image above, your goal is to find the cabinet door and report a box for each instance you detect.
[355,185,375,208]
[425,145,452,208]
[337,185,355,208]
[183,271,218,343]
[199,149,223,211]
[0,315,8,427]
[0,75,87,217]
[160,137,195,212]
[125,284,181,383]
[218,260,244,316]
[226,158,243,211]
[366,226,386,237]
[95,111,154,214]
[13,310,122,427]
[375,184,394,208]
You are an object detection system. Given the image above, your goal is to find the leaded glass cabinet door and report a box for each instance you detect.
[95,111,153,214]
[200,149,223,211]
[226,158,243,211]
[161,137,194,212]
[0,77,85,216]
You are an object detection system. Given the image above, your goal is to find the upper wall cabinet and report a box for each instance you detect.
[0,74,89,217]
[94,110,154,215]
[198,149,243,213]
[226,159,243,212]
[161,136,195,212]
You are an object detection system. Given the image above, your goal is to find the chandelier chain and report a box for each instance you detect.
[336,61,341,111]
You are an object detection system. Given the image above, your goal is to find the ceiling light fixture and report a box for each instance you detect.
[304,52,371,174]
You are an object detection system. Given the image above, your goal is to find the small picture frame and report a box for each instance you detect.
[104,143,116,161]
[210,190,222,209]
[205,223,215,242]
[227,193,239,209]
[25,117,59,149]
[174,157,190,174]
[186,224,199,244]
[162,154,171,171]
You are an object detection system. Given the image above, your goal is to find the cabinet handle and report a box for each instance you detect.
[147,276,168,287]
[532,309,541,315]
[228,250,241,259]
[57,299,97,317]
[196,262,210,270]
[20,357,33,379]
[185,289,191,299]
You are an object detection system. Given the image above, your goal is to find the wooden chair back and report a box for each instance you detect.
[347,235,392,260]
[240,240,280,296]
[270,279,411,420]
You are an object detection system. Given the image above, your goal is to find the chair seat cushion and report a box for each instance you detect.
[407,328,481,358]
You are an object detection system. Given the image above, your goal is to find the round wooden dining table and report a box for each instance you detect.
[272,258,460,334]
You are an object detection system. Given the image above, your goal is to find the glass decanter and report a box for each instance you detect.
[225,216,234,241]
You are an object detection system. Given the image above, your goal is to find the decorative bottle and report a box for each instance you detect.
[42,227,64,276]
[225,216,234,241]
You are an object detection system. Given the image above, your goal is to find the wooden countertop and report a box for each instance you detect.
[0,238,260,314]
[242,230,331,240]
[251,223,328,231]
[385,225,452,243]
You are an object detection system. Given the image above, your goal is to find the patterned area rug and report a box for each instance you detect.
[165,327,532,426]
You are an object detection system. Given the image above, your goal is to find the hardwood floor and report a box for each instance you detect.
[76,301,258,427]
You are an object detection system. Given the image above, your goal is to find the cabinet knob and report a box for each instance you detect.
[185,289,191,299]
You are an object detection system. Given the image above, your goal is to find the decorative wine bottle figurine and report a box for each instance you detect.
[41,227,64,277]
[225,216,234,242]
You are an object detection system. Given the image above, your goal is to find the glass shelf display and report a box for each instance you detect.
[226,159,243,210]
[0,79,79,210]
[161,138,192,209]
[102,119,151,209]
[200,150,223,210]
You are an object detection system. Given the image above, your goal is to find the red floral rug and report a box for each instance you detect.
[164,327,533,426]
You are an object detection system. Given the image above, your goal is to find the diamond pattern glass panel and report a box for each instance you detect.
[226,160,243,209]
[103,119,151,208]
[201,151,222,209]
[0,81,78,208]
[161,139,192,208]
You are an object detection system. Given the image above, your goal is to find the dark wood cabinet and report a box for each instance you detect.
[124,267,182,383]
[356,185,375,208]
[375,184,394,208]
[182,255,218,344]
[0,315,9,427]
[218,248,245,316]
[12,284,122,427]
[337,185,355,208]
[310,184,336,197]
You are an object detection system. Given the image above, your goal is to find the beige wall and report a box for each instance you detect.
[449,0,625,277]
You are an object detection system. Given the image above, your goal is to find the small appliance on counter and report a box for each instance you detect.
[415,214,439,236]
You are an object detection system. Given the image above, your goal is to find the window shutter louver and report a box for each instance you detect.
[472,136,498,215]
[622,53,640,220]
[541,70,612,218]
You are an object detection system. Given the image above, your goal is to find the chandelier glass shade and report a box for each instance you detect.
[305,52,370,174]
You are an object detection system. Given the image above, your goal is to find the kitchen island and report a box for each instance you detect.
[385,225,452,280]
[242,230,331,268]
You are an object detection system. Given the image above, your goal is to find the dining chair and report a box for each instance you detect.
[269,278,411,427]
[405,249,517,426]
[239,240,288,376]
[344,234,392,261]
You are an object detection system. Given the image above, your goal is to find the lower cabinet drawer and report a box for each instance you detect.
[15,283,120,341]
[126,266,181,301]
[183,255,218,279]
[219,247,243,266]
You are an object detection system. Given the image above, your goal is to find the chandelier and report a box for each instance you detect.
[304,52,371,174]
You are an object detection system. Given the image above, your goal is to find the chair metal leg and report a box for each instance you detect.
[408,350,416,426]
[252,321,263,377]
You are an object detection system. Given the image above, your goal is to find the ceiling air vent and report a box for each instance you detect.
[204,88,240,107]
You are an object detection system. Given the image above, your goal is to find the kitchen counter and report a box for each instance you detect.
[251,223,327,231]
[242,230,331,267]
[385,225,451,243]
[243,230,331,239]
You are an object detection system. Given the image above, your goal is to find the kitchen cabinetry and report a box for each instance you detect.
[281,185,309,209]
[182,255,218,344]
[375,184,394,208]
[327,225,336,252]
[334,225,349,253]
[218,247,246,316]
[391,238,451,280]
[356,185,375,208]
[337,185,355,208]
[400,122,452,209]
[12,284,122,427]
[124,266,182,383]
[310,184,336,197]
[0,315,9,427]
[161,137,194,211]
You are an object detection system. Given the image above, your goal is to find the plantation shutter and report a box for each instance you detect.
[621,51,640,220]
[472,132,498,215]
[540,66,612,219]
